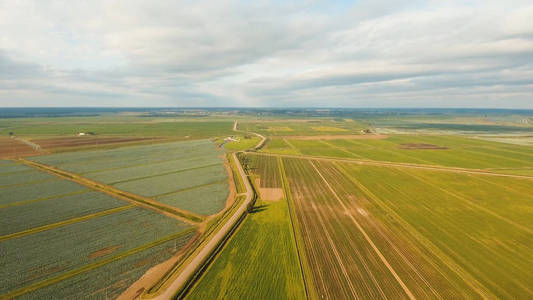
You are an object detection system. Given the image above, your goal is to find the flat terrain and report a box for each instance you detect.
[0,138,41,159]
[277,155,533,299]
[265,135,533,171]
[32,136,158,151]
[0,116,234,138]
[241,119,368,136]
[0,160,196,299]
[29,139,229,216]
[187,155,306,299]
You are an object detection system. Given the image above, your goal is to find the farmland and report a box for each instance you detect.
[187,155,306,299]
[1,108,531,299]
[29,139,229,216]
[0,160,197,299]
[0,138,41,159]
[265,134,533,170]
[241,118,368,136]
[0,116,234,138]
[276,155,533,299]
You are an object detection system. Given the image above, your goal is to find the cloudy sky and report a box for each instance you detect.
[1,0,532,108]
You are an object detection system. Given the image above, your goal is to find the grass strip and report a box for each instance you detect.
[147,194,247,295]
[0,189,90,209]
[228,153,245,194]
[0,228,196,300]
[0,205,135,242]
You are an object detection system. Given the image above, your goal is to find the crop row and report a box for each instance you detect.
[188,197,305,298]
[0,206,192,294]
[84,156,222,184]
[0,190,126,235]
[18,231,196,299]
[114,164,227,197]
[245,155,282,188]
[156,182,229,216]
[339,162,533,298]
[265,135,533,169]
[0,179,85,206]
[31,139,216,172]
[28,139,230,216]
[313,160,479,298]
[0,161,33,175]
[281,157,408,299]
[0,168,56,188]
[279,155,533,299]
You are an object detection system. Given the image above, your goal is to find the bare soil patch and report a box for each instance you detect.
[32,137,157,149]
[286,134,388,140]
[89,245,121,259]
[399,143,448,150]
[0,138,41,159]
[255,178,283,201]
[259,187,284,201]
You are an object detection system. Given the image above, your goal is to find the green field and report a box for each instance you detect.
[0,160,196,299]
[0,116,234,138]
[187,155,306,299]
[264,135,533,170]
[30,139,230,216]
[241,119,367,136]
[276,154,533,299]
[220,135,261,151]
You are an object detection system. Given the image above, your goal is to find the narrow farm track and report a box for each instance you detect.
[309,160,416,300]
[145,152,254,299]
[19,159,204,224]
[249,152,533,180]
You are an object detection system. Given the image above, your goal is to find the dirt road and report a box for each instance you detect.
[249,152,533,180]
[147,152,253,299]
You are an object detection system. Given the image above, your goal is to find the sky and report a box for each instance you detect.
[1,0,532,108]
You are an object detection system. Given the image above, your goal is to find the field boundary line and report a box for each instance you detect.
[153,179,227,199]
[278,157,312,300]
[0,189,89,209]
[333,163,494,299]
[79,154,218,175]
[309,160,416,300]
[0,204,134,241]
[107,163,222,185]
[141,152,255,299]
[19,159,204,224]
[319,140,364,159]
[396,168,533,235]
[249,152,533,180]
[0,228,196,300]
[0,177,58,189]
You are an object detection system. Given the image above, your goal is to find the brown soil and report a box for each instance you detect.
[255,178,283,201]
[117,233,200,300]
[399,143,448,150]
[259,187,284,201]
[0,138,41,159]
[285,134,388,140]
[32,137,157,149]
[89,245,121,259]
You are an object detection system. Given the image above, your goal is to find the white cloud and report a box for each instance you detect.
[0,0,532,108]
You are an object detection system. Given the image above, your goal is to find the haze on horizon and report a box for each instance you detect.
[1,0,532,108]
